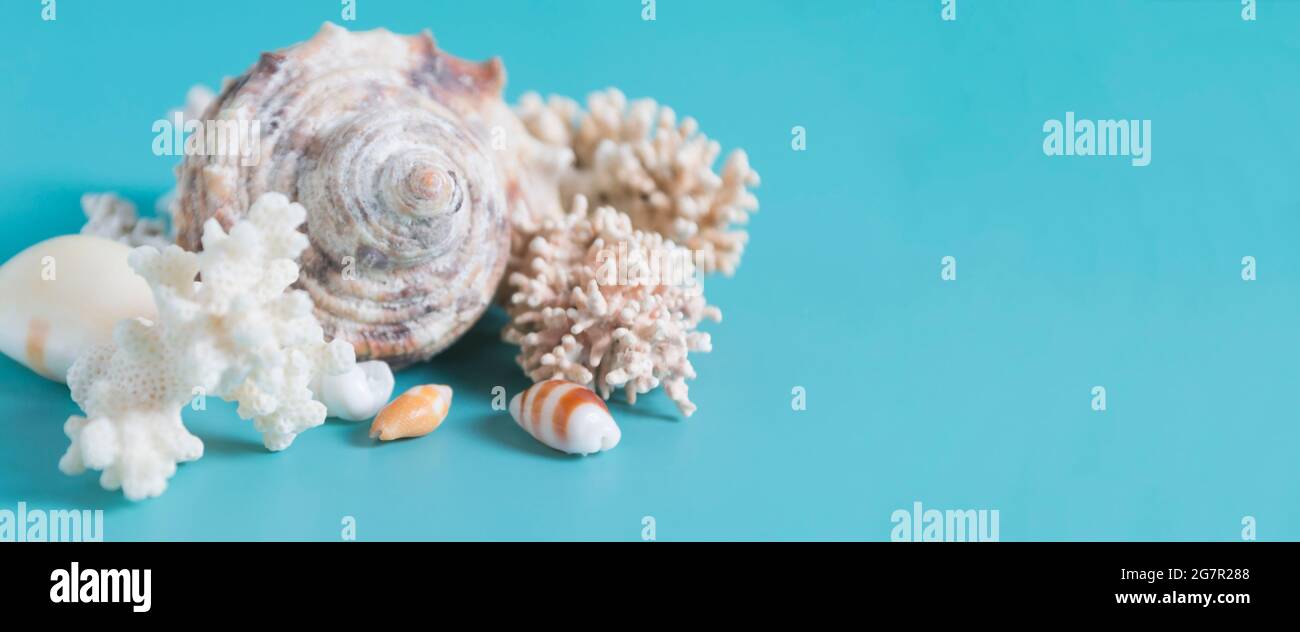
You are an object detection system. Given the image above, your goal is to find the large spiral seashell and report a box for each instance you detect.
[174,23,513,365]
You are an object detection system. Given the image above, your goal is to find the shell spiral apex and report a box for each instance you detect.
[175,23,512,366]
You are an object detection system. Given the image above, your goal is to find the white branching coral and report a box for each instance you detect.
[515,88,761,276]
[504,196,720,417]
[60,192,359,500]
[80,192,171,249]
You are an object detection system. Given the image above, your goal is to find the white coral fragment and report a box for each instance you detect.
[516,88,761,276]
[61,192,358,500]
[503,196,719,416]
[80,192,172,249]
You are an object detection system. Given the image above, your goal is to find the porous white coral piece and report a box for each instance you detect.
[515,88,761,276]
[503,196,719,417]
[60,192,358,499]
[80,193,171,249]
[61,337,205,501]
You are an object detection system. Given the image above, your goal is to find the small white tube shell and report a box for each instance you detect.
[316,360,395,421]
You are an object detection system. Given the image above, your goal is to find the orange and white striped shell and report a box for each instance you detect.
[508,380,620,455]
[369,384,452,441]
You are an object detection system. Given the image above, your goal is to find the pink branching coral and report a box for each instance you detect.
[515,88,761,276]
[503,196,720,416]
[504,89,759,415]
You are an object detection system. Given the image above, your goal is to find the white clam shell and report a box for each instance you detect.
[0,235,156,382]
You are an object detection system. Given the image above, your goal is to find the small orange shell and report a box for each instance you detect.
[369,384,452,441]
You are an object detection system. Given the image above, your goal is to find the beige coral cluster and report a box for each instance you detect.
[503,196,721,416]
[515,88,761,276]
[505,89,759,415]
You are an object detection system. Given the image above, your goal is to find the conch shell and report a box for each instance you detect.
[174,23,519,365]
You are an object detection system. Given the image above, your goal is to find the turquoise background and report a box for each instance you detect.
[1,0,1297,541]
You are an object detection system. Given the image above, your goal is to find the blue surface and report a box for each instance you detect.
[1,0,1298,541]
